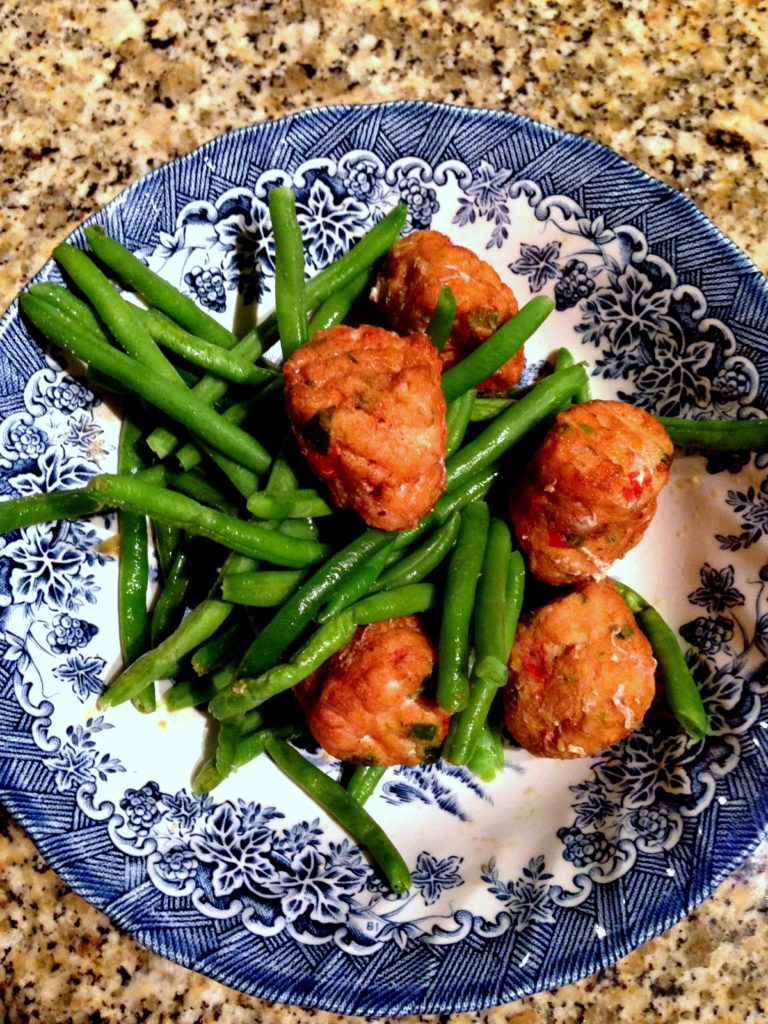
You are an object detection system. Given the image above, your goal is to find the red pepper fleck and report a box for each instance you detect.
[621,469,649,503]
[547,525,569,548]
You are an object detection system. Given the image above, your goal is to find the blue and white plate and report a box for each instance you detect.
[1,102,767,1014]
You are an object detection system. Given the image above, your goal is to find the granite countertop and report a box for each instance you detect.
[1,1,767,1021]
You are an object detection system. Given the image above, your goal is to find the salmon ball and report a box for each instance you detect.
[283,324,447,531]
[504,578,656,758]
[509,399,673,585]
[295,616,449,766]
[371,229,523,392]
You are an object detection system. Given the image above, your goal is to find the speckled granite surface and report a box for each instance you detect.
[0,1,767,1021]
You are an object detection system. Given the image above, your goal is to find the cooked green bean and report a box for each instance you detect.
[166,469,240,516]
[265,736,411,893]
[316,541,398,623]
[213,584,435,718]
[555,346,591,403]
[371,510,461,593]
[445,363,588,489]
[445,390,477,456]
[246,489,333,520]
[191,757,224,794]
[426,285,456,351]
[221,569,308,606]
[83,473,329,567]
[346,764,387,805]
[214,613,359,716]
[467,722,505,782]
[657,415,768,451]
[613,579,709,739]
[0,487,98,533]
[216,709,264,778]
[436,501,490,713]
[138,308,275,385]
[307,271,370,334]
[20,294,272,474]
[153,521,182,581]
[301,204,406,314]
[28,281,110,342]
[441,296,555,402]
[470,397,514,422]
[99,598,234,708]
[190,620,247,677]
[145,329,271,461]
[444,519,517,764]
[84,225,238,349]
[149,538,195,645]
[164,663,238,712]
[236,529,395,677]
[53,243,184,383]
[117,416,153,713]
[270,186,310,359]
[504,550,526,653]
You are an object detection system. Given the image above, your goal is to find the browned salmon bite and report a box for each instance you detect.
[283,323,447,531]
[504,578,656,759]
[295,615,450,766]
[371,229,523,392]
[509,399,674,585]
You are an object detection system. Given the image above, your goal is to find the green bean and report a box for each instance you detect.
[213,584,435,718]
[371,510,461,593]
[117,416,153,713]
[138,308,276,386]
[149,538,195,645]
[470,397,514,422]
[225,722,306,776]
[346,765,386,805]
[467,722,505,782]
[265,736,411,893]
[270,186,309,359]
[213,614,359,717]
[505,550,526,653]
[350,582,435,625]
[166,469,240,516]
[656,415,768,451]
[436,502,490,713]
[300,204,406,316]
[28,282,110,341]
[21,294,272,475]
[246,489,333,520]
[554,347,574,372]
[612,579,709,739]
[99,598,234,709]
[307,272,370,335]
[152,521,181,580]
[444,519,516,764]
[190,620,247,676]
[316,541,398,623]
[445,363,588,490]
[83,473,330,567]
[555,347,591,404]
[221,569,308,606]
[441,296,555,402]
[191,757,224,794]
[84,225,238,349]
[216,709,264,778]
[236,528,394,676]
[426,285,456,351]
[53,244,184,383]
[164,663,237,712]
[145,329,271,461]
[445,390,477,456]
[0,487,98,534]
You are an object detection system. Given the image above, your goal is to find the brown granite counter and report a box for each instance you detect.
[1,1,767,1021]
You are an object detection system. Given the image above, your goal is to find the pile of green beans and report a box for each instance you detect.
[11,184,756,893]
